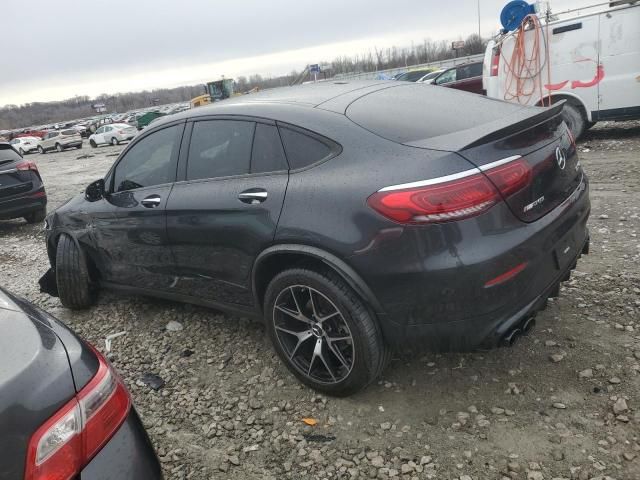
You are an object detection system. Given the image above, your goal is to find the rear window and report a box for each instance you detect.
[0,145,22,163]
[61,130,77,136]
[279,127,337,170]
[346,84,523,144]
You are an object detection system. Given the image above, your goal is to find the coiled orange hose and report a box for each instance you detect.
[502,14,551,106]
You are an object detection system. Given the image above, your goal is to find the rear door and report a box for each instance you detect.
[597,5,640,118]
[95,122,184,290]
[166,118,289,307]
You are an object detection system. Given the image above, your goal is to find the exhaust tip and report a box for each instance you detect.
[522,317,536,335]
[502,328,522,347]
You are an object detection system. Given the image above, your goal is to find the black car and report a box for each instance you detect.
[0,143,47,223]
[40,81,590,396]
[0,287,162,479]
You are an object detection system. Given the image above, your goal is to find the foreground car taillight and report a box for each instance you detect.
[24,346,131,480]
[368,157,531,224]
[17,160,39,172]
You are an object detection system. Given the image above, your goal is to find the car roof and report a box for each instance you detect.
[152,81,405,128]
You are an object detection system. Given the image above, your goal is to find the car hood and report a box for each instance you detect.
[0,288,77,479]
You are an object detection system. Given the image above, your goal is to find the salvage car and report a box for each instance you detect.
[0,143,47,223]
[37,129,83,153]
[0,286,162,479]
[40,81,590,396]
[89,123,138,147]
[9,136,40,154]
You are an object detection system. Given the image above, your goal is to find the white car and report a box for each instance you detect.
[89,123,138,147]
[9,136,40,155]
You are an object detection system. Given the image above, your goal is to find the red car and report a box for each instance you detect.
[432,61,484,94]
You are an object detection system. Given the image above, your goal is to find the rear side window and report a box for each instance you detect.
[457,63,482,80]
[279,127,335,170]
[251,123,288,173]
[187,120,255,180]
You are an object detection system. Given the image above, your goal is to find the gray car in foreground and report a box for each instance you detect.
[40,81,590,396]
[0,287,162,479]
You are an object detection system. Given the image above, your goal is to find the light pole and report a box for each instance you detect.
[477,0,481,39]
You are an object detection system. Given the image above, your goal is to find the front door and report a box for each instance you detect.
[96,123,184,290]
[166,119,289,307]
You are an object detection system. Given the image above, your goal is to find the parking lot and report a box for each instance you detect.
[1,122,639,480]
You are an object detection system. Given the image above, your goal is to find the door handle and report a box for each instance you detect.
[238,189,268,204]
[141,194,162,208]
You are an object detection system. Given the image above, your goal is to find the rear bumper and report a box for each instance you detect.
[384,235,589,351]
[0,190,47,220]
[80,408,163,479]
[351,176,591,352]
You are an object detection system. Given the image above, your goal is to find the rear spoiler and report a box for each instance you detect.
[407,100,565,152]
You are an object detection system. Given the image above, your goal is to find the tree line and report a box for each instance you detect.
[1,33,485,130]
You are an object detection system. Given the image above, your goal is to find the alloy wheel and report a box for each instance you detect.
[272,285,355,384]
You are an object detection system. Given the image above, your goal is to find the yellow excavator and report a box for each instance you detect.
[190,78,235,108]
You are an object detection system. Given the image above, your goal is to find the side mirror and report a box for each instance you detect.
[85,179,105,202]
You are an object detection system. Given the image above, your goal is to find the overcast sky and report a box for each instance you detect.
[2,0,590,106]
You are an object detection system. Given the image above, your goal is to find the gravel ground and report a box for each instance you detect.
[1,122,639,480]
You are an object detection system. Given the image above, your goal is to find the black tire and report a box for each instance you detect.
[38,145,46,154]
[55,143,63,153]
[55,234,96,309]
[18,148,25,155]
[560,101,586,140]
[76,144,82,149]
[111,137,119,146]
[264,267,387,396]
[90,139,97,148]
[584,121,596,131]
[24,208,46,224]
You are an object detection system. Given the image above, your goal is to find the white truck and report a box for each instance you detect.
[483,1,640,138]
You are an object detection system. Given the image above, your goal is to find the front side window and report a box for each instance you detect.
[187,120,254,181]
[112,124,181,192]
[435,68,456,85]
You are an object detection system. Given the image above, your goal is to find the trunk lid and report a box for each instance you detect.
[458,107,583,222]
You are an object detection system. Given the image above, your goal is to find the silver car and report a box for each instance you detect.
[37,130,83,154]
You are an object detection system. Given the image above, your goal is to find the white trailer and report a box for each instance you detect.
[484,1,640,138]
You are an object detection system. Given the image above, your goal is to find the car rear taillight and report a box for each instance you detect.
[368,157,531,224]
[16,160,39,172]
[24,346,131,480]
[490,48,500,76]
